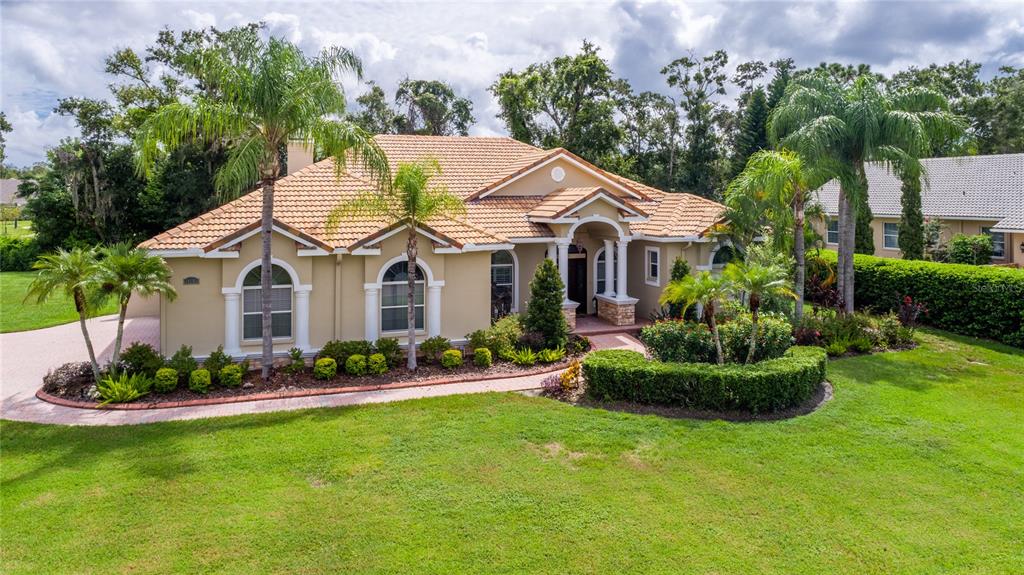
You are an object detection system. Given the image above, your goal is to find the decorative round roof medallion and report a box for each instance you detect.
[551,166,566,182]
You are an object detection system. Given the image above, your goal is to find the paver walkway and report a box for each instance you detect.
[1,317,644,426]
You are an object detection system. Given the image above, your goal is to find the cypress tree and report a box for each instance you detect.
[668,256,692,319]
[523,258,569,349]
[731,88,769,178]
[898,169,925,259]
[854,192,875,255]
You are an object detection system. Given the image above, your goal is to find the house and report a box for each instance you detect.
[813,153,1024,266]
[0,179,26,206]
[140,135,726,359]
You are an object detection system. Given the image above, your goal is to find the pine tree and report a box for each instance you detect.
[765,58,794,112]
[899,169,925,259]
[854,193,875,255]
[730,87,769,178]
[523,258,569,349]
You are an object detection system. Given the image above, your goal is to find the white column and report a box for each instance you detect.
[557,241,570,302]
[547,242,557,262]
[294,288,311,352]
[363,284,379,342]
[616,239,629,301]
[603,239,615,297]
[223,290,241,357]
[427,283,443,337]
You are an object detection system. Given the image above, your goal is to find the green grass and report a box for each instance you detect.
[2,331,1022,574]
[0,271,118,333]
[0,220,33,238]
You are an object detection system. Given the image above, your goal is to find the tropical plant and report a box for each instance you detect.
[333,159,465,370]
[135,36,390,380]
[509,347,538,366]
[97,372,152,405]
[769,72,965,313]
[723,260,796,363]
[658,271,733,365]
[25,247,107,383]
[95,243,177,372]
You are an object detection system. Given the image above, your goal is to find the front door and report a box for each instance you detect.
[567,258,587,314]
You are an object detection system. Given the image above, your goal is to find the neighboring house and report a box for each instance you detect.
[0,178,25,206]
[813,153,1024,266]
[141,135,726,359]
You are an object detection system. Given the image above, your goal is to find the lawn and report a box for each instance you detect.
[0,220,33,238]
[2,331,1022,574]
[0,271,118,333]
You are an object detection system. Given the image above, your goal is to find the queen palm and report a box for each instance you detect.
[333,159,465,370]
[26,248,106,383]
[659,271,733,365]
[723,260,795,363]
[136,37,390,380]
[96,243,178,372]
[769,73,964,313]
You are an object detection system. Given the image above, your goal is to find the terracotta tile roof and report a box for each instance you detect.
[141,135,726,251]
[526,186,647,219]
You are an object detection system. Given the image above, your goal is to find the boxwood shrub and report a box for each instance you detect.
[809,250,1024,348]
[583,346,826,413]
[640,316,794,364]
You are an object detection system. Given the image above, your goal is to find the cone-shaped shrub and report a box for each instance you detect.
[524,258,568,349]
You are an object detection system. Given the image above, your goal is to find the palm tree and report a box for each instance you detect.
[659,271,733,365]
[726,149,827,322]
[769,73,964,313]
[96,243,178,372]
[136,37,390,380]
[724,260,795,363]
[333,159,465,370]
[26,248,106,383]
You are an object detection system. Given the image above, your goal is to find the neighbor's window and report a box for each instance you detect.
[827,220,839,245]
[884,223,899,249]
[645,246,660,286]
[381,262,425,332]
[595,248,619,296]
[242,264,292,339]
[491,250,515,319]
[982,227,1006,258]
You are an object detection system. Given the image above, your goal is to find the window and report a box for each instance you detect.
[381,262,425,332]
[595,248,619,296]
[827,220,839,245]
[242,265,292,340]
[491,250,515,319]
[982,227,1006,258]
[883,223,899,249]
[645,246,660,286]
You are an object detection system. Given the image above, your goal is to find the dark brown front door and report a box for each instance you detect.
[567,258,587,314]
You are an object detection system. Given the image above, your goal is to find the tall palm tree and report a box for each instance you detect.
[136,37,390,380]
[724,260,795,363]
[96,243,178,372]
[26,248,106,383]
[659,271,733,365]
[333,159,465,370]
[769,73,964,313]
[726,149,828,322]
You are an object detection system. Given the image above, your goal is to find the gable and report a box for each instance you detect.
[481,155,644,200]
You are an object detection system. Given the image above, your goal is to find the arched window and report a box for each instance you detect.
[381,262,425,332]
[242,265,292,339]
[595,248,618,296]
[491,250,515,319]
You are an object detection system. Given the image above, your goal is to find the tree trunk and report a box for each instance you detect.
[110,298,129,373]
[75,289,102,384]
[406,230,419,370]
[793,190,805,322]
[746,299,760,364]
[708,302,724,365]
[260,178,275,381]
[837,185,855,314]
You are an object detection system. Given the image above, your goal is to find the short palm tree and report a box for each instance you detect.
[724,260,795,363]
[659,271,733,365]
[769,73,964,313]
[136,37,390,380]
[26,248,106,383]
[96,243,178,372]
[333,159,466,370]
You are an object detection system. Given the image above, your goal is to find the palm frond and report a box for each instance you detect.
[134,99,251,177]
[213,135,267,199]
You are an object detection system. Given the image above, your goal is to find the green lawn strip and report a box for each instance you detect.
[2,331,1022,574]
[0,220,33,238]
[0,271,117,333]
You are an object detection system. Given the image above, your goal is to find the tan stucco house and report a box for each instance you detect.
[141,135,726,359]
[813,153,1024,266]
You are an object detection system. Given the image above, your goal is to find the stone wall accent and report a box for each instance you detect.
[561,302,579,331]
[597,298,636,326]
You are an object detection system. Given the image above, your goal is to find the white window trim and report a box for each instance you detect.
[645,246,661,287]
[982,227,1006,258]
[594,247,618,297]
[241,274,294,342]
[490,250,518,315]
[883,223,900,250]
[826,220,839,246]
[380,263,426,335]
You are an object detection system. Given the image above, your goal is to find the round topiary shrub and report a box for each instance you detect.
[582,346,826,413]
[367,353,388,375]
[219,364,243,388]
[188,369,211,394]
[313,358,337,380]
[345,354,368,376]
[473,348,492,368]
[154,367,178,393]
[440,349,463,369]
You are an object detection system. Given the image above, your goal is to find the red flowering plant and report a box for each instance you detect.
[898,295,928,332]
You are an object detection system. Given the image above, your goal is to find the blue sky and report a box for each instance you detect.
[2,0,1022,166]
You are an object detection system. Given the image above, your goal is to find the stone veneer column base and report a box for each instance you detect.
[597,297,637,326]
[561,301,580,331]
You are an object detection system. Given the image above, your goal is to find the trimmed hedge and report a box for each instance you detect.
[583,346,827,413]
[809,250,1024,348]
